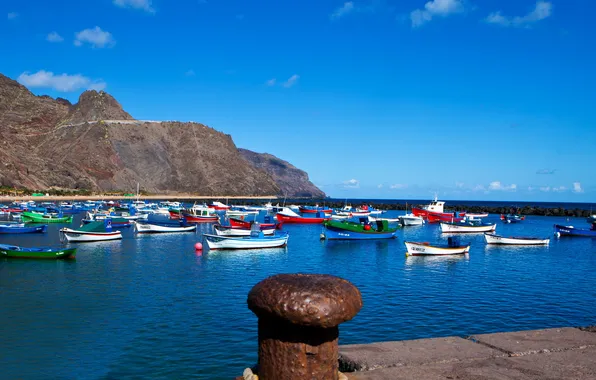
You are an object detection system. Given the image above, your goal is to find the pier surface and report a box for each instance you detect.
[340,327,596,379]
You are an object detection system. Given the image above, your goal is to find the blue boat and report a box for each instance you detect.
[554,224,596,238]
[322,218,398,240]
[0,223,48,234]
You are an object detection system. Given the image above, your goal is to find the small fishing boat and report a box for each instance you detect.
[0,244,76,259]
[398,214,425,226]
[368,216,401,223]
[322,218,398,240]
[466,212,489,218]
[213,224,276,236]
[209,201,231,210]
[0,223,47,234]
[202,231,289,250]
[299,205,333,214]
[405,238,470,256]
[82,216,132,228]
[335,205,371,217]
[60,220,122,242]
[21,211,73,224]
[412,196,465,220]
[484,233,549,245]
[276,208,329,224]
[226,207,260,218]
[501,214,525,223]
[440,219,496,233]
[554,223,596,238]
[229,217,280,229]
[135,222,197,234]
[427,213,465,224]
[174,208,219,223]
[587,215,596,224]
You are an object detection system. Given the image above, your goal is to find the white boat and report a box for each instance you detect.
[398,213,425,226]
[60,228,122,242]
[405,240,470,256]
[135,222,197,234]
[213,224,275,236]
[368,216,401,223]
[226,209,259,218]
[484,233,549,245]
[202,232,289,250]
[467,212,489,218]
[440,220,496,233]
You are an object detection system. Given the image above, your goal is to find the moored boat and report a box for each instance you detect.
[467,212,489,218]
[554,223,596,238]
[501,214,525,223]
[202,231,289,250]
[440,220,496,233]
[398,213,425,226]
[209,201,231,210]
[299,205,333,214]
[322,218,397,240]
[0,223,47,234]
[229,217,279,229]
[275,208,329,224]
[213,224,276,236]
[405,238,470,256]
[21,211,73,224]
[135,222,197,234]
[484,233,549,245]
[412,196,465,220]
[0,244,76,259]
[60,220,122,242]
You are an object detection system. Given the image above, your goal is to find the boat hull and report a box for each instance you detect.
[181,214,219,223]
[135,223,197,233]
[299,207,332,214]
[484,233,549,245]
[0,245,76,259]
[323,227,396,240]
[276,213,329,224]
[214,225,275,236]
[440,222,496,233]
[202,233,289,250]
[21,212,73,224]
[60,228,123,242]
[398,215,424,226]
[554,224,596,238]
[0,224,48,234]
[405,242,470,256]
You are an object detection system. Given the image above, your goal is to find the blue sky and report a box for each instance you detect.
[2,0,594,201]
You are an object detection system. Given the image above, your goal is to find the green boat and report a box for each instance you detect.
[323,218,399,240]
[21,211,73,224]
[0,244,76,259]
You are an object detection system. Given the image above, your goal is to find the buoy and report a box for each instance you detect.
[195,242,203,251]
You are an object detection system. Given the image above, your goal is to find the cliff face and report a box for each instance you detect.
[0,73,283,195]
[239,149,325,198]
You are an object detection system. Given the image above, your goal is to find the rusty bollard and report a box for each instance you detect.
[247,274,362,380]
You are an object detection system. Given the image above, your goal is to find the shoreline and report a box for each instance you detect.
[0,195,280,202]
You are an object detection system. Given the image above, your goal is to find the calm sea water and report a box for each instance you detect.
[1,211,596,379]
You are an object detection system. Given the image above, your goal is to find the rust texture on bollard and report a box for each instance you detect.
[247,273,362,380]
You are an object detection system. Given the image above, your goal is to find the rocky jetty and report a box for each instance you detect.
[0,73,324,196]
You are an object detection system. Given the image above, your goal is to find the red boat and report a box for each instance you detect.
[1,208,25,213]
[208,201,230,210]
[229,217,281,229]
[276,212,329,224]
[427,213,465,224]
[299,206,333,214]
[412,197,465,220]
[182,212,219,223]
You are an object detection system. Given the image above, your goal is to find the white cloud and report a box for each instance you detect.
[540,186,551,192]
[488,181,517,191]
[283,74,300,88]
[473,184,486,192]
[342,179,360,189]
[390,184,408,189]
[113,0,154,13]
[74,27,115,48]
[455,181,464,188]
[410,0,464,28]
[331,2,355,20]
[17,70,106,92]
[46,32,64,43]
[8,12,18,20]
[573,182,583,193]
[266,78,276,86]
[486,1,552,27]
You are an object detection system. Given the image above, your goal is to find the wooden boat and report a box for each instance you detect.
[427,212,465,224]
[322,218,397,240]
[368,216,401,223]
[440,220,496,233]
[174,208,219,223]
[501,214,525,223]
[335,205,371,217]
[0,223,47,234]
[275,208,329,224]
[484,233,549,245]
[21,211,73,224]
[229,217,279,229]
[135,222,197,234]
[60,220,122,242]
[0,244,76,259]
[213,224,276,236]
[398,213,425,226]
[467,212,489,218]
[412,196,465,220]
[226,208,260,217]
[405,238,470,256]
[554,224,596,238]
[202,231,289,250]
[209,201,231,210]
[82,216,132,228]
[299,205,333,214]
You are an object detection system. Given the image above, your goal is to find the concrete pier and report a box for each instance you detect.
[340,327,596,379]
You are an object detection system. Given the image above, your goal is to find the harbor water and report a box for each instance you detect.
[1,211,595,379]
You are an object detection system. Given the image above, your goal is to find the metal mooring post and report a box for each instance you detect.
[246,273,362,380]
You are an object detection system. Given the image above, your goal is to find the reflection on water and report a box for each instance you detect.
[1,212,596,380]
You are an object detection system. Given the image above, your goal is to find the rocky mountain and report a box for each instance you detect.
[0,73,321,196]
[239,149,325,198]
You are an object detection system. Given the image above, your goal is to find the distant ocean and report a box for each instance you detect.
[307,198,596,211]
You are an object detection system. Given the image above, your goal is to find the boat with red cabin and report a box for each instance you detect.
[412,196,465,221]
